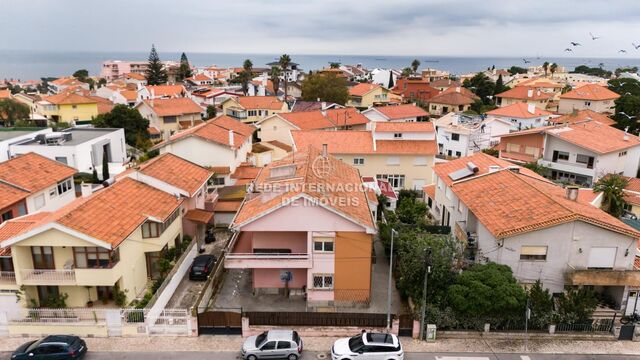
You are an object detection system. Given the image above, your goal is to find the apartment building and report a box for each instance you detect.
[100,61,148,81]
[558,84,620,114]
[434,113,511,158]
[486,103,553,131]
[226,146,376,306]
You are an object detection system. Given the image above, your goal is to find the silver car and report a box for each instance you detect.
[241,330,303,360]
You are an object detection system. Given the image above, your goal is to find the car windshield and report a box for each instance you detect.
[26,339,44,353]
[348,335,364,352]
[255,332,268,347]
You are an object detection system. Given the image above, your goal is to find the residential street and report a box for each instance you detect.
[3,351,640,360]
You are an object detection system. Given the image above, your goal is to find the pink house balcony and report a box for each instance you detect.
[225,231,312,269]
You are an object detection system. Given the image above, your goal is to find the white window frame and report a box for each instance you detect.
[313,238,334,253]
[353,157,365,166]
[519,246,548,261]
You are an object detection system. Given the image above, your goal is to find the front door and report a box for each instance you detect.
[31,246,54,269]
[626,291,639,316]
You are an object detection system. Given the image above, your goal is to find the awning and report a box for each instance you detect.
[184,209,215,224]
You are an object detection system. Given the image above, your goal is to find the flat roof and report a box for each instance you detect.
[0,128,45,141]
[16,128,121,146]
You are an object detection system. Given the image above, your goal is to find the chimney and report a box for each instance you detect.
[624,126,630,141]
[455,86,461,93]
[565,186,579,201]
[322,143,328,158]
[163,130,170,142]
[507,165,520,173]
[321,101,327,110]
[488,165,501,173]
[80,182,92,198]
[527,103,535,114]
[527,88,533,98]
[228,129,234,146]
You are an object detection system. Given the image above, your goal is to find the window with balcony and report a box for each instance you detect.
[520,246,547,261]
[73,247,120,268]
[377,174,405,188]
[552,150,569,162]
[0,257,14,272]
[313,238,334,252]
[141,208,180,238]
[313,274,333,289]
[576,154,595,169]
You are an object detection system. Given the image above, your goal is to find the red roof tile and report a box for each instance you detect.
[137,153,212,195]
[560,84,620,101]
[0,153,77,193]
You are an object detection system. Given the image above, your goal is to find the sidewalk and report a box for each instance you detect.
[1,336,639,355]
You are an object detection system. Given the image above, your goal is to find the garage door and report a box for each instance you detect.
[0,291,21,319]
[587,247,617,269]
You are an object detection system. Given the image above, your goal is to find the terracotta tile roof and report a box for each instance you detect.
[325,108,369,126]
[119,90,138,102]
[349,83,381,97]
[233,146,375,230]
[210,166,231,174]
[125,73,146,81]
[184,209,214,224]
[142,98,202,117]
[451,169,640,239]
[0,181,29,209]
[434,152,545,187]
[57,178,183,247]
[429,91,477,106]
[486,103,553,119]
[51,77,85,86]
[279,112,335,130]
[373,104,428,119]
[156,115,254,150]
[549,110,615,125]
[231,165,262,180]
[624,192,640,206]
[88,96,115,114]
[146,85,186,98]
[374,122,434,132]
[148,127,161,135]
[235,96,284,110]
[179,119,204,129]
[252,143,272,153]
[560,84,620,101]
[267,140,292,152]
[137,153,212,195]
[0,153,76,193]
[365,187,379,204]
[0,212,52,242]
[423,184,435,199]
[291,130,437,155]
[187,74,213,82]
[214,200,242,212]
[546,121,640,154]
[0,90,11,99]
[496,86,553,101]
[429,79,461,88]
[517,78,563,88]
[624,176,640,193]
[43,92,97,105]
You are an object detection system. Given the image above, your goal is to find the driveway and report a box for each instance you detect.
[165,229,230,309]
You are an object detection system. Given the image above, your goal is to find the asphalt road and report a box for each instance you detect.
[4,352,640,360]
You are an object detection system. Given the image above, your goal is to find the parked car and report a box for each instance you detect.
[204,228,216,244]
[12,335,87,359]
[331,332,403,360]
[188,254,217,280]
[241,329,303,360]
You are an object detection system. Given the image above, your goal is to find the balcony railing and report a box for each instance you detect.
[0,271,16,284]
[20,269,77,285]
[225,252,312,269]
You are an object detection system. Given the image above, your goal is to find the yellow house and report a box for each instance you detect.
[221,96,288,124]
[135,97,204,135]
[0,178,184,308]
[347,83,391,109]
[495,86,554,111]
[36,92,99,124]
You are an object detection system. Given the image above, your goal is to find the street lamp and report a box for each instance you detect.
[387,228,398,330]
[419,247,432,340]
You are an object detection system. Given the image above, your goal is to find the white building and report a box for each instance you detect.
[486,103,553,131]
[434,113,510,158]
[370,68,400,88]
[0,128,52,162]
[9,127,127,179]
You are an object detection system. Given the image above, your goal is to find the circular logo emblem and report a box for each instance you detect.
[311,155,332,179]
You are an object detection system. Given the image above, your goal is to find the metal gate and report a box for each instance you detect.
[619,324,635,341]
[147,309,191,336]
[105,310,122,337]
[198,310,242,335]
[398,314,414,337]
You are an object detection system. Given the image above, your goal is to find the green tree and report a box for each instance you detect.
[463,72,496,105]
[594,174,629,217]
[570,65,611,78]
[102,150,110,181]
[556,287,598,324]
[528,280,554,329]
[395,194,428,225]
[542,62,549,77]
[97,78,107,87]
[508,66,528,75]
[549,63,558,78]
[144,44,168,85]
[279,54,292,100]
[269,66,282,96]
[387,71,394,88]
[301,73,349,105]
[0,99,30,126]
[329,62,340,69]
[401,67,412,78]
[411,59,421,74]
[177,52,192,81]
[73,69,89,81]
[206,105,217,119]
[447,263,526,322]
[615,66,639,77]
[494,74,508,95]
[523,162,549,176]
[93,104,150,149]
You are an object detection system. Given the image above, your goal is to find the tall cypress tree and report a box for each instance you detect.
[145,44,168,85]
[177,52,192,81]
[387,71,394,88]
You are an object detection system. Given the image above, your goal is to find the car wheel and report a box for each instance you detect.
[247,355,257,360]
[288,354,298,360]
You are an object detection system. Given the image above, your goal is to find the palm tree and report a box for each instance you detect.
[411,59,421,74]
[240,59,253,96]
[243,59,253,72]
[549,63,558,78]
[269,66,282,97]
[279,54,292,100]
[542,62,549,77]
[329,62,340,69]
[594,174,629,217]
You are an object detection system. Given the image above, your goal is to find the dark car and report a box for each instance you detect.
[189,254,217,280]
[204,228,216,244]
[12,335,87,359]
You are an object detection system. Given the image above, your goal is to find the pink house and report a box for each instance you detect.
[226,146,377,305]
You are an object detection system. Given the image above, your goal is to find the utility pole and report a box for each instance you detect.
[525,297,531,352]
[386,229,398,331]
[419,247,432,340]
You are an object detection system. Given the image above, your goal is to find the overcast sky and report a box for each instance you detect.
[3,0,640,57]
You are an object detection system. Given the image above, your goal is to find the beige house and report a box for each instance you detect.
[135,98,203,135]
[347,83,391,109]
[495,86,553,110]
[427,87,478,116]
[291,122,437,190]
[221,96,288,124]
[0,178,184,308]
[257,108,369,145]
[248,141,291,167]
[558,84,620,114]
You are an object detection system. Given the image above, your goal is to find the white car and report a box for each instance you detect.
[331,332,403,360]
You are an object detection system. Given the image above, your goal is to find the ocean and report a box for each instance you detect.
[1,50,640,80]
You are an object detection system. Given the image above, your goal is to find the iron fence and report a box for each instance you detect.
[556,320,613,333]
